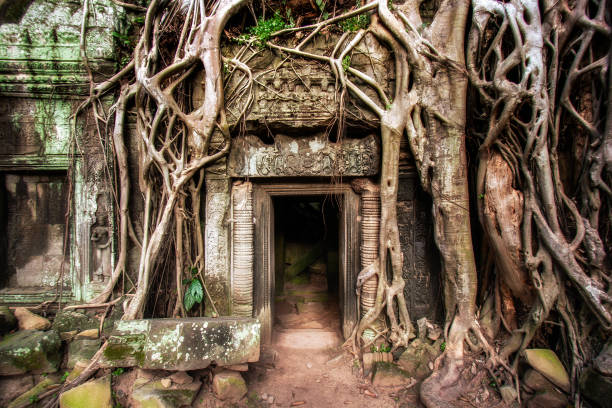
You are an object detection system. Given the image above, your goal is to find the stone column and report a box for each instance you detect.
[359,181,380,321]
[231,181,254,317]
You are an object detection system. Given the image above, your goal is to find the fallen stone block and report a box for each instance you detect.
[372,362,413,387]
[67,338,101,369]
[52,311,98,337]
[0,306,17,335]
[59,375,111,408]
[14,308,51,331]
[212,370,247,401]
[100,317,260,370]
[131,377,202,407]
[522,349,570,393]
[8,375,61,408]
[0,330,61,375]
[397,339,440,380]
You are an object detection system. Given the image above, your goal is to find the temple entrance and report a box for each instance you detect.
[251,183,359,343]
[273,195,342,345]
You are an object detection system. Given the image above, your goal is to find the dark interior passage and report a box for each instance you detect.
[273,195,342,333]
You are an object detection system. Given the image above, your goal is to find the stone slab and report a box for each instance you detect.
[100,318,260,370]
[229,134,380,177]
[0,330,61,375]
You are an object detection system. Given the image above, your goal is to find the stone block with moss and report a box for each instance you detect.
[212,370,247,401]
[100,317,260,370]
[0,330,61,375]
[372,362,413,387]
[59,375,111,408]
[131,377,202,408]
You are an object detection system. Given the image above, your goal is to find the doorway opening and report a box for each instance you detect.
[273,196,341,336]
[251,182,359,343]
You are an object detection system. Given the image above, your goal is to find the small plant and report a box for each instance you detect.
[342,55,351,72]
[243,11,294,47]
[112,31,131,47]
[60,371,70,382]
[315,0,329,20]
[112,367,125,376]
[339,1,369,31]
[29,395,39,404]
[183,267,204,312]
[440,341,446,352]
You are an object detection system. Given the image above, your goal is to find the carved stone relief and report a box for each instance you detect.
[231,182,254,317]
[229,134,380,177]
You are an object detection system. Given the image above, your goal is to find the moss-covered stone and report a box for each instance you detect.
[7,374,61,408]
[372,362,412,387]
[52,311,99,335]
[397,339,440,380]
[0,330,61,375]
[0,306,17,335]
[67,338,101,369]
[59,375,111,408]
[100,318,260,370]
[212,370,247,401]
[522,349,570,393]
[131,377,202,408]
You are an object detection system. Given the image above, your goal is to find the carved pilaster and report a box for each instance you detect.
[231,182,254,317]
[357,180,380,319]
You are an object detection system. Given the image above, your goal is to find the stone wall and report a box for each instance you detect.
[0,0,123,303]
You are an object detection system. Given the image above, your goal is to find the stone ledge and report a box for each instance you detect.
[100,318,260,371]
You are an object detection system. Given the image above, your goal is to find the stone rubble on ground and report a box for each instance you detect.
[14,308,51,331]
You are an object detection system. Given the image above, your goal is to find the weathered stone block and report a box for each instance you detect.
[14,308,51,331]
[67,338,101,369]
[52,311,99,335]
[0,330,61,375]
[7,375,61,408]
[397,339,440,380]
[522,349,570,393]
[372,362,412,387]
[100,318,260,370]
[594,340,612,377]
[132,377,202,408]
[59,375,111,408]
[0,306,17,335]
[212,370,247,401]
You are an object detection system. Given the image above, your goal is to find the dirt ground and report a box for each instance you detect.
[230,279,421,407]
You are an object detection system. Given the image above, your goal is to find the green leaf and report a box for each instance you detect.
[184,279,204,311]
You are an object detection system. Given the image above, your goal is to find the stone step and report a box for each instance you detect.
[274,329,342,350]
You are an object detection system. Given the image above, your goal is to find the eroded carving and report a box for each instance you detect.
[231,182,254,317]
[229,134,380,177]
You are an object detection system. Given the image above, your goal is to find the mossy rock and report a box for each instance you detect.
[52,311,98,335]
[67,339,101,369]
[132,378,202,407]
[0,306,17,335]
[397,339,440,380]
[8,375,61,408]
[59,375,111,408]
[0,330,61,375]
[522,349,570,393]
[372,362,412,386]
[212,370,247,401]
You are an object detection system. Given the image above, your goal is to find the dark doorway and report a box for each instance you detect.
[273,196,341,334]
[251,182,359,343]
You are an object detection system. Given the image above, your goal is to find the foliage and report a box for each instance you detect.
[111,367,125,376]
[183,268,204,312]
[239,11,294,47]
[339,2,369,32]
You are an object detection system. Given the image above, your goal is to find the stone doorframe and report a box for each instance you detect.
[230,181,361,343]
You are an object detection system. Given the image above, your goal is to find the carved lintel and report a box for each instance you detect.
[229,134,380,177]
[231,182,254,317]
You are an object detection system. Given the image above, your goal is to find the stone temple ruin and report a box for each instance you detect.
[0,0,444,405]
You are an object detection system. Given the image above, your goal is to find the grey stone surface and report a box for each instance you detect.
[371,362,412,387]
[100,318,260,370]
[131,377,201,408]
[229,134,380,177]
[67,338,101,369]
[0,306,17,335]
[212,370,247,401]
[0,330,61,375]
[594,340,612,377]
[52,311,99,334]
[59,375,111,408]
[397,339,440,380]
